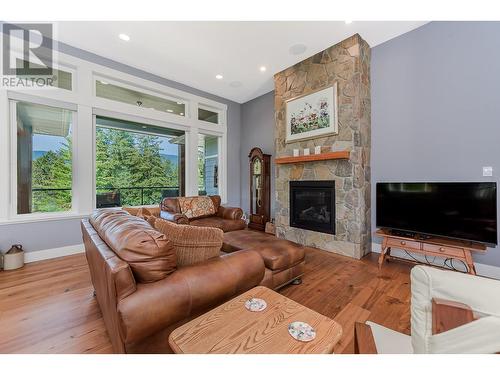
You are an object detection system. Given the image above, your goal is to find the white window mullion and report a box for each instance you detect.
[0,90,9,220]
[76,63,96,213]
[220,133,228,203]
[73,105,94,214]
[9,100,18,218]
[185,128,199,197]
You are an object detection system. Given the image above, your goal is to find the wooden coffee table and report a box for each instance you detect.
[168,286,342,354]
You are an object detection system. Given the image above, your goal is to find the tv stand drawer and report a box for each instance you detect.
[386,238,421,251]
[423,243,465,258]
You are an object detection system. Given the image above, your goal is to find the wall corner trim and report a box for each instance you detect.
[24,244,85,263]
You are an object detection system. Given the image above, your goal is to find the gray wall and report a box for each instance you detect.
[371,21,500,267]
[240,91,275,217]
[240,21,500,267]
[0,38,242,254]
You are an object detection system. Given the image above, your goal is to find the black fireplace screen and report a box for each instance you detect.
[289,180,335,235]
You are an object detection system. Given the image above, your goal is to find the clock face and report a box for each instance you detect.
[253,158,262,175]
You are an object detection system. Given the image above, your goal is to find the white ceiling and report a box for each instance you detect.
[54,21,428,104]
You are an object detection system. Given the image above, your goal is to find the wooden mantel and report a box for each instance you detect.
[275,151,350,164]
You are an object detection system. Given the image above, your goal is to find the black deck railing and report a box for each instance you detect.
[32,186,181,208]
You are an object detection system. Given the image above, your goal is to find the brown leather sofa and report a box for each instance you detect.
[160,195,246,232]
[81,209,265,353]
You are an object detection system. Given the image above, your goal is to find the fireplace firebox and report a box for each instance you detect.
[289,181,335,235]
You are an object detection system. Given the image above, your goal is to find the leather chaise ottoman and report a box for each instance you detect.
[222,229,305,290]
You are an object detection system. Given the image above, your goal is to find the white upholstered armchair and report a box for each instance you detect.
[355,265,500,354]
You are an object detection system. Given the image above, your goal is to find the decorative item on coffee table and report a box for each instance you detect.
[248,147,271,231]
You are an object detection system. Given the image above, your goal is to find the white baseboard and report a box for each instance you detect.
[371,243,500,280]
[24,244,85,263]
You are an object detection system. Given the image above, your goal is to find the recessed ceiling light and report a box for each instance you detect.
[215,74,223,80]
[176,101,183,105]
[142,126,147,129]
[345,20,353,24]
[180,112,184,116]
[166,109,173,113]
[99,80,109,85]
[119,33,130,41]
[259,66,267,72]
[289,44,307,55]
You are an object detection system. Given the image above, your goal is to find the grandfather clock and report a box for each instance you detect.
[248,147,271,231]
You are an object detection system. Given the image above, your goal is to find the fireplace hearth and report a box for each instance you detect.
[290,181,335,235]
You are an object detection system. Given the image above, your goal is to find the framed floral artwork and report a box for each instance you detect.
[285,83,338,143]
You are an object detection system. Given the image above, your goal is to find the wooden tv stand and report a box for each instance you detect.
[375,229,487,275]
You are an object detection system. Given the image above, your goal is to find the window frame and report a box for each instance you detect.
[0,50,228,225]
[91,109,191,210]
[8,96,78,221]
[199,130,226,199]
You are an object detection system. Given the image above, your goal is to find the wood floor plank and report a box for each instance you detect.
[0,248,412,354]
[331,303,371,354]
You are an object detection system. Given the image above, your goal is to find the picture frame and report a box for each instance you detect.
[285,82,338,143]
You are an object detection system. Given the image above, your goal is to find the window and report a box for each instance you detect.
[96,80,186,116]
[15,101,74,214]
[1,53,228,223]
[198,107,219,124]
[198,134,220,196]
[16,59,73,90]
[95,116,185,208]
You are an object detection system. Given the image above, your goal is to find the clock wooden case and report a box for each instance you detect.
[248,147,271,231]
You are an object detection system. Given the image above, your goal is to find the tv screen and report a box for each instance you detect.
[376,182,498,245]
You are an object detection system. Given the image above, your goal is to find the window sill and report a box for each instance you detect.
[0,212,90,226]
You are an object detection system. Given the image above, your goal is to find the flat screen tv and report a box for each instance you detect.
[376,182,497,246]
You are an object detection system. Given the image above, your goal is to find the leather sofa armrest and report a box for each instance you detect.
[107,257,138,301]
[117,249,265,344]
[160,210,189,224]
[217,206,243,220]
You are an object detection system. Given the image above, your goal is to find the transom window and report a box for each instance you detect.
[198,107,219,124]
[16,59,73,91]
[96,80,186,116]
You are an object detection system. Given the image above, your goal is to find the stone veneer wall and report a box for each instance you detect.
[274,34,371,259]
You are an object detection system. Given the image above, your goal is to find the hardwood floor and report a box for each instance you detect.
[0,248,412,354]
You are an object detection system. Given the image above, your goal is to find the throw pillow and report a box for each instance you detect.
[90,209,176,283]
[154,217,223,267]
[177,196,216,219]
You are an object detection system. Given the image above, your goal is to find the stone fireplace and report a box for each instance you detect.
[274,34,371,259]
[290,180,335,235]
